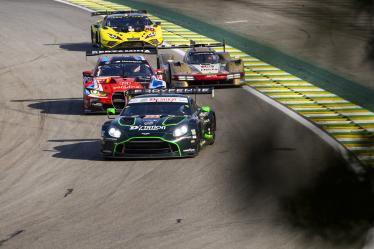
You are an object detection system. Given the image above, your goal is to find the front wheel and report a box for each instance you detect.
[205,129,215,145]
[170,80,188,87]
[91,30,100,47]
[232,78,241,86]
[91,30,95,46]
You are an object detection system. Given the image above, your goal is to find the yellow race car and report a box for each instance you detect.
[91,10,163,49]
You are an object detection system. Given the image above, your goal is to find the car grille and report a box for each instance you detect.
[112,92,126,110]
[121,138,179,155]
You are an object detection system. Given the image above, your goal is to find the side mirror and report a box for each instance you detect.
[107,108,116,119]
[154,21,161,26]
[201,106,210,113]
[154,69,164,75]
[82,70,93,77]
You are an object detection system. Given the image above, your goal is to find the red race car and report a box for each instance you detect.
[83,49,165,113]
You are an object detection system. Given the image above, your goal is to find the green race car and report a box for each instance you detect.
[101,88,216,159]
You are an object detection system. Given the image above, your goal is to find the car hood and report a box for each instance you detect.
[93,77,144,93]
[115,115,188,132]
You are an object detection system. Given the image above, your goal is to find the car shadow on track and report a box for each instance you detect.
[44,42,93,52]
[48,139,104,161]
[11,98,85,115]
[48,139,186,162]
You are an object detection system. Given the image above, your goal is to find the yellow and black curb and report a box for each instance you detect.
[64,0,374,169]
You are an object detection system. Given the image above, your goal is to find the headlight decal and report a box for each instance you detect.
[89,89,107,97]
[145,33,156,39]
[108,33,121,40]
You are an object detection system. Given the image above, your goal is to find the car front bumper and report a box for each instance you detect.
[101,135,198,158]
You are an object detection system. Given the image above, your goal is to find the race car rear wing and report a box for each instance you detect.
[86,48,158,56]
[108,87,214,113]
[125,87,215,98]
[157,40,226,52]
[91,10,147,16]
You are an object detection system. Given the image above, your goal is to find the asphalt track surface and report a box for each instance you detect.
[0,0,374,248]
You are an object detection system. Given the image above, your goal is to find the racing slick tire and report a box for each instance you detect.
[227,60,244,75]
[218,52,232,63]
[206,114,216,145]
[232,79,241,86]
[168,62,192,87]
[170,80,189,87]
[95,33,102,48]
[91,29,95,47]
[206,129,215,145]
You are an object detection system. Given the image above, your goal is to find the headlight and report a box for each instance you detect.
[89,89,107,97]
[173,125,188,137]
[108,127,121,138]
[108,33,121,40]
[145,33,156,39]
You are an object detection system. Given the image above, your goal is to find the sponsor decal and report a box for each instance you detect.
[88,49,154,56]
[112,81,136,90]
[191,129,197,138]
[143,121,155,125]
[192,64,220,74]
[129,125,166,131]
[183,148,196,152]
[129,97,188,103]
[126,87,212,95]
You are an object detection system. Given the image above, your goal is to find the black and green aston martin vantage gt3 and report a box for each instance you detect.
[101,89,216,159]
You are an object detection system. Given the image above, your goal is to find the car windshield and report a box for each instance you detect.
[96,62,153,77]
[121,102,191,116]
[188,52,219,64]
[106,16,152,27]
